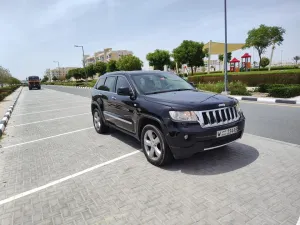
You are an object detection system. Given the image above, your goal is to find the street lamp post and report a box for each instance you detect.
[223,0,229,94]
[53,61,60,80]
[74,45,88,82]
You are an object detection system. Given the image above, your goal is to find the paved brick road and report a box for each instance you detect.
[0,87,300,225]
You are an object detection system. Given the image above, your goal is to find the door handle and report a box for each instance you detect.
[112,96,116,100]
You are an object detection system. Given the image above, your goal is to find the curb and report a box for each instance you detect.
[0,87,23,137]
[232,96,300,105]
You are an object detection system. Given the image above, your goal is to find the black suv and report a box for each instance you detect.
[91,71,245,166]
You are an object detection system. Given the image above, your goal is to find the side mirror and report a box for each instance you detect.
[189,82,195,87]
[117,87,133,96]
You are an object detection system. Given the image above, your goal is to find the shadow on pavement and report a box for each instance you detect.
[162,142,259,175]
[109,128,141,150]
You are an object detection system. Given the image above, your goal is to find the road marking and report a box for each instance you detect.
[10,113,90,127]
[241,101,300,108]
[19,98,83,104]
[2,127,94,149]
[16,100,88,109]
[12,105,89,116]
[297,216,300,225]
[0,150,139,206]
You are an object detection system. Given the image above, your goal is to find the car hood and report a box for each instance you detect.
[143,90,237,110]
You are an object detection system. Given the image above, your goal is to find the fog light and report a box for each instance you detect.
[184,134,189,140]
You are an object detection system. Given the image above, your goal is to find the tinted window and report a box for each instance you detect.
[96,77,105,90]
[28,76,39,81]
[131,72,194,95]
[116,76,130,92]
[103,76,116,92]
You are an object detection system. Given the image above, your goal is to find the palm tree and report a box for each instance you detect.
[293,56,300,65]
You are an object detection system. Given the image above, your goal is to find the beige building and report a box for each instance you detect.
[84,48,133,66]
[44,67,78,81]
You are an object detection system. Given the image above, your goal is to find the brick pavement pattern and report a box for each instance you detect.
[0,87,299,225]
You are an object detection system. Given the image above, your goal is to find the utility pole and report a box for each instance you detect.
[281,50,283,66]
[74,45,88,83]
[53,61,60,80]
[222,0,229,94]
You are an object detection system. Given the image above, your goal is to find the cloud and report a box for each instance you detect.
[34,0,108,27]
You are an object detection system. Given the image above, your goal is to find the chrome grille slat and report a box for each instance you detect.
[196,106,240,128]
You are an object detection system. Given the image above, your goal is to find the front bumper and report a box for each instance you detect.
[164,116,245,159]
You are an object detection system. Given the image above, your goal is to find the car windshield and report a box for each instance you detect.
[28,76,39,81]
[131,72,194,95]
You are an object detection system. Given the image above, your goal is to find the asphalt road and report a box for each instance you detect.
[0,86,299,225]
[45,85,300,145]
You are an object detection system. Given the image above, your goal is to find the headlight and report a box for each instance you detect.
[236,101,242,113]
[169,111,198,122]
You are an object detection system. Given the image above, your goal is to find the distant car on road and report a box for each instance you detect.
[91,71,245,166]
[27,76,41,90]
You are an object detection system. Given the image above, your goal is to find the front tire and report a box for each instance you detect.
[141,124,173,166]
[93,108,109,134]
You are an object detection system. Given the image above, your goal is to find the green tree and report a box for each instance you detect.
[172,40,206,75]
[52,76,58,81]
[116,55,143,71]
[268,26,286,71]
[94,61,107,75]
[218,52,232,63]
[106,60,118,72]
[85,64,95,78]
[260,57,270,68]
[293,56,300,65]
[244,24,285,70]
[71,68,84,80]
[146,49,171,70]
[66,69,75,80]
[42,76,49,83]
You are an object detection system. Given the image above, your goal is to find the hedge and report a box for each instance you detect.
[44,80,97,87]
[0,85,20,101]
[268,85,300,98]
[197,81,250,96]
[188,71,300,86]
[181,65,299,77]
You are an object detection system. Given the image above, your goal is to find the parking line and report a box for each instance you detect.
[16,100,89,110]
[10,113,90,127]
[2,127,94,149]
[0,150,139,206]
[12,105,89,116]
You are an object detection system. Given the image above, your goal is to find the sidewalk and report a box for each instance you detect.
[0,87,22,117]
[0,87,22,137]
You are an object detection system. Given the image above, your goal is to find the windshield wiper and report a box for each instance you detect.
[145,88,194,95]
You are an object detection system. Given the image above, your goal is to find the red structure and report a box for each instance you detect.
[241,53,252,71]
[229,57,240,72]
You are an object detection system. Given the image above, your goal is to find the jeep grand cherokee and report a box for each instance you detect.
[91,71,245,166]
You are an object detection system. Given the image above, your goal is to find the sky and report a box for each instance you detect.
[0,0,299,80]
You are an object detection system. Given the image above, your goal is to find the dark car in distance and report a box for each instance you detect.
[91,71,245,166]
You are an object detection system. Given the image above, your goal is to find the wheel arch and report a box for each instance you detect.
[137,115,165,141]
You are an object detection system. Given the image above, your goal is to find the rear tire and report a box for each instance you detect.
[93,108,109,134]
[141,124,173,166]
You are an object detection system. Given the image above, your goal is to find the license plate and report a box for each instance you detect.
[217,126,238,138]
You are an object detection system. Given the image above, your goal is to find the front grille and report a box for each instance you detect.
[195,106,240,128]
